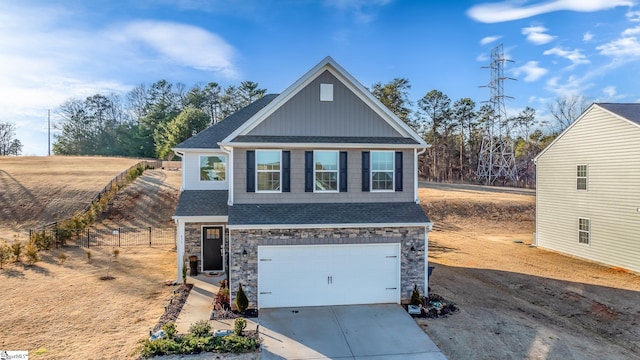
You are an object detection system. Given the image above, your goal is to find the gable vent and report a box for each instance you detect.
[320,83,333,102]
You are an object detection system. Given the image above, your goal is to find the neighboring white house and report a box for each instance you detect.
[534,103,640,274]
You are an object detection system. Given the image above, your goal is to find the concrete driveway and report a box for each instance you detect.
[259,304,447,359]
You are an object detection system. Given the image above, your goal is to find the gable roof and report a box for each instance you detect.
[534,102,640,162]
[174,190,228,216]
[220,56,427,147]
[174,94,278,150]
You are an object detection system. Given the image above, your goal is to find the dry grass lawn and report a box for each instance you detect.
[0,156,140,238]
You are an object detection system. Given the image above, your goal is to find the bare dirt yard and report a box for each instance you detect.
[0,166,183,359]
[0,156,140,238]
[418,185,640,360]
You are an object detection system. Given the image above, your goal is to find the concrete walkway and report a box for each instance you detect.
[175,274,223,333]
[260,304,447,360]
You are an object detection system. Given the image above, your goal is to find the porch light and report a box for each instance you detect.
[242,249,248,257]
[410,245,416,252]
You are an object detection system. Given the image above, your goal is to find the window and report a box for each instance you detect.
[577,164,588,190]
[320,83,333,101]
[256,150,281,192]
[578,218,590,245]
[371,151,394,191]
[200,155,226,181]
[314,151,338,192]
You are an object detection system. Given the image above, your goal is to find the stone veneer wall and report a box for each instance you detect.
[228,227,426,309]
[184,222,228,273]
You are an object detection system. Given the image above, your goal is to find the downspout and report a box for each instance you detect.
[533,157,538,247]
[220,145,234,206]
[175,219,185,283]
[415,148,427,204]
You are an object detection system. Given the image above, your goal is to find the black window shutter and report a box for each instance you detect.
[246,150,255,192]
[362,151,370,192]
[282,151,290,192]
[339,151,348,192]
[305,151,313,192]
[395,151,403,192]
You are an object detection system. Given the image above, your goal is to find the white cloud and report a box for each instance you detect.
[480,35,502,45]
[545,74,595,96]
[467,0,633,23]
[627,10,640,21]
[324,0,392,23]
[583,31,594,42]
[597,36,640,57]
[622,25,640,36]
[512,61,548,82]
[602,85,617,97]
[522,25,556,45]
[109,21,238,78]
[543,47,590,67]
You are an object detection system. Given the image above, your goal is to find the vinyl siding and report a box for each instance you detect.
[233,147,414,203]
[182,151,229,190]
[536,106,640,273]
[246,71,401,138]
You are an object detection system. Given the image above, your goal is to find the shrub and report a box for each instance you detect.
[188,320,211,337]
[86,250,92,263]
[57,252,68,265]
[24,242,39,265]
[234,317,246,336]
[215,287,230,309]
[411,284,422,306]
[30,231,53,251]
[11,241,23,262]
[162,322,177,339]
[0,242,11,269]
[236,283,249,313]
[112,248,120,260]
[138,338,181,358]
[215,334,260,353]
[182,261,188,284]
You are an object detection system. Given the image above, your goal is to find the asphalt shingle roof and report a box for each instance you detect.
[175,94,279,149]
[228,202,430,226]
[598,103,640,126]
[174,190,229,217]
[231,135,419,145]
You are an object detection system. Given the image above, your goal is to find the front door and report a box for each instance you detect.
[202,227,223,271]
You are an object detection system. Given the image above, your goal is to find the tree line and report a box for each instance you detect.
[0,122,22,156]
[53,80,266,159]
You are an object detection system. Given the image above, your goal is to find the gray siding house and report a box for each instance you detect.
[173,57,432,309]
[534,103,640,274]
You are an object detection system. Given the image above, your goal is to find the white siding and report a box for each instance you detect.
[182,151,229,190]
[536,106,640,273]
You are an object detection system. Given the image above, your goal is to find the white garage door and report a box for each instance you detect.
[258,244,400,308]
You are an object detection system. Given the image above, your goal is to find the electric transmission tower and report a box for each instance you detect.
[477,44,518,185]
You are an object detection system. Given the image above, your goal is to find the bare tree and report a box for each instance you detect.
[547,95,591,132]
[0,122,22,156]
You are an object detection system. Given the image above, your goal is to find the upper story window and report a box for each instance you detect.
[578,218,590,245]
[371,151,394,191]
[314,150,338,192]
[200,155,226,181]
[576,164,588,190]
[256,150,281,192]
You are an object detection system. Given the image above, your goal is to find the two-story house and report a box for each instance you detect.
[173,57,432,309]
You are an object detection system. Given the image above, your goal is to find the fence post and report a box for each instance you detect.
[118,228,121,247]
[87,228,90,248]
[149,227,152,247]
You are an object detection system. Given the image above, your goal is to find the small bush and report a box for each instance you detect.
[234,317,247,336]
[219,279,228,288]
[11,241,23,262]
[182,261,188,284]
[86,250,92,263]
[138,338,182,358]
[24,242,39,265]
[215,334,260,353]
[57,253,68,265]
[411,284,422,306]
[112,248,120,260]
[0,242,11,269]
[162,322,177,339]
[188,320,211,337]
[30,231,53,251]
[236,283,249,313]
[215,288,230,309]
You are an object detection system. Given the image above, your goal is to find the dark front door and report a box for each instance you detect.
[202,227,223,271]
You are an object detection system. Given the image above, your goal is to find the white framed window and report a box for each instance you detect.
[578,218,590,245]
[371,151,394,191]
[256,150,281,192]
[320,83,333,101]
[200,155,226,181]
[577,164,588,190]
[314,150,338,192]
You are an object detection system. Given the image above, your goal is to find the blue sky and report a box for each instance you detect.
[1,0,639,155]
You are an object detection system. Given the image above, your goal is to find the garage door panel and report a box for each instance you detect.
[258,244,400,308]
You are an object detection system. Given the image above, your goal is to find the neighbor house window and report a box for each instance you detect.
[578,218,590,245]
[200,155,226,181]
[314,150,338,192]
[371,151,394,191]
[256,150,281,192]
[577,164,588,190]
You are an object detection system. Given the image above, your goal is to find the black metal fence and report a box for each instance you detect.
[29,227,175,248]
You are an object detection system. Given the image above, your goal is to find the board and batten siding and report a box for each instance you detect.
[233,148,414,204]
[536,105,640,274]
[246,70,401,138]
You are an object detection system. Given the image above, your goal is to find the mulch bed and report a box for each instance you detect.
[153,283,193,332]
[407,293,459,319]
